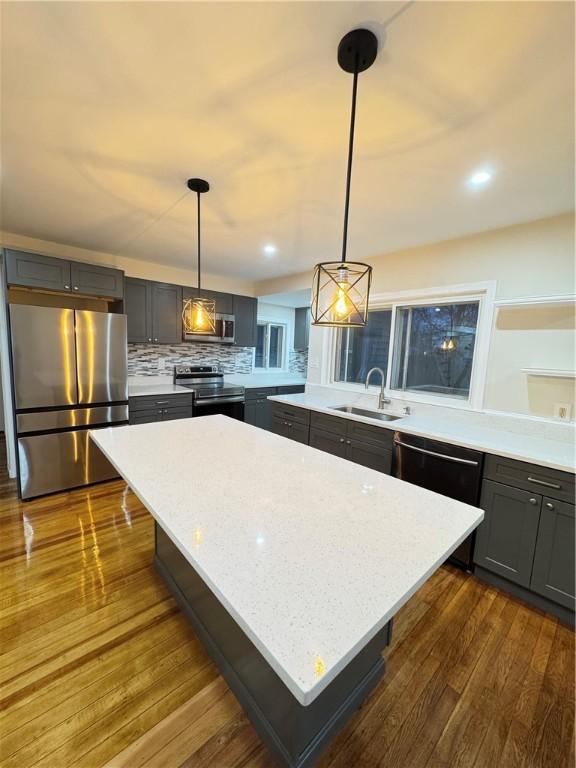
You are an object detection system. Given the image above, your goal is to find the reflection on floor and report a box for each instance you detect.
[0,437,573,767]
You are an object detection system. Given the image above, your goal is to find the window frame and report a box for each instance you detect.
[255,321,288,371]
[325,282,496,410]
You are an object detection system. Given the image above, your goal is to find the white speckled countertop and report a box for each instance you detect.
[268,393,575,474]
[91,416,483,706]
[128,380,192,397]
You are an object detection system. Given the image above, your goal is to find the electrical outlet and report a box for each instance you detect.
[553,402,572,421]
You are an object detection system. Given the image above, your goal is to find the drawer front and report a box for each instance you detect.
[245,387,278,401]
[346,419,393,449]
[310,411,346,436]
[484,454,574,503]
[271,416,309,444]
[129,394,193,412]
[277,385,306,395]
[271,402,310,426]
[162,407,193,421]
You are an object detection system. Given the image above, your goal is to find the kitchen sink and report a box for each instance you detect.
[330,405,401,422]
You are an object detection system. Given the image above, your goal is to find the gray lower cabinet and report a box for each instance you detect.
[531,497,575,609]
[4,249,124,298]
[475,480,542,588]
[244,386,305,432]
[271,402,310,443]
[129,393,193,425]
[125,278,182,344]
[475,457,575,621]
[233,294,257,347]
[309,412,393,475]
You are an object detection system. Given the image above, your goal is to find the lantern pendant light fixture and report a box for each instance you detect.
[182,178,216,335]
[311,28,378,327]
[440,306,458,351]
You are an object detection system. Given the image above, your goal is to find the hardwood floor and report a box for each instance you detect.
[0,440,573,768]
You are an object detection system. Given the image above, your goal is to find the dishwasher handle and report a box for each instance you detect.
[394,439,480,467]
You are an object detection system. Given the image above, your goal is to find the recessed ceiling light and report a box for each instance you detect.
[468,169,493,187]
[263,243,277,256]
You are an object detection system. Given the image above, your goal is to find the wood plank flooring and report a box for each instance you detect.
[0,439,573,767]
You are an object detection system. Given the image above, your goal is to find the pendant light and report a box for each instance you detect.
[310,28,378,327]
[440,306,458,351]
[182,178,216,335]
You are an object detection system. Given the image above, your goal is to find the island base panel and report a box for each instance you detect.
[154,524,392,768]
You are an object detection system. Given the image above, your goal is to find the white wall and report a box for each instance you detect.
[255,213,575,420]
[0,231,256,296]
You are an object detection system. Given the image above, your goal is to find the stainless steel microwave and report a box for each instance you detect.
[184,313,235,344]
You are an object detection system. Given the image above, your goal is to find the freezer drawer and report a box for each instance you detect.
[17,405,128,433]
[18,428,119,499]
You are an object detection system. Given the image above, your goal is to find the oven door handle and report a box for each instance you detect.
[195,396,245,406]
[394,439,479,466]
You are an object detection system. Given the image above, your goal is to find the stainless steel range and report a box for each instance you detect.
[173,366,245,420]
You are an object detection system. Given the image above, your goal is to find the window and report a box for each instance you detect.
[333,299,481,402]
[391,302,479,399]
[255,323,286,369]
[335,309,392,384]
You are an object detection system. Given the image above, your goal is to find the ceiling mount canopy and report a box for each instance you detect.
[311,28,379,328]
[182,178,216,335]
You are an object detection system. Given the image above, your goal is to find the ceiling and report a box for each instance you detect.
[1,1,574,282]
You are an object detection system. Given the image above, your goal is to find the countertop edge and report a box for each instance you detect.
[268,395,575,474]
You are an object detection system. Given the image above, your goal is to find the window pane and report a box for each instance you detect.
[255,324,266,368]
[268,325,283,368]
[391,302,479,398]
[335,310,392,384]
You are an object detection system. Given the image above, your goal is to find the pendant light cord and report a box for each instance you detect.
[196,191,202,292]
[341,59,359,265]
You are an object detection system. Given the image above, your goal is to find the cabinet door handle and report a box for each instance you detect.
[148,338,152,342]
[73,286,79,291]
[529,498,539,505]
[339,438,345,443]
[545,502,555,510]
[154,338,158,342]
[64,284,70,289]
[155,400,170,405]
[527,476,561,490]
[346,439,351,445]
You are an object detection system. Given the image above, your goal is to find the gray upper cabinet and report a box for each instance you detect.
[151,282,182,343]
[125,279,182,344]
[531,498,575,610]
[294,307,310,350]
[125,278,152,343]
[475,479,542,588]
[5,249,124,298]
[70,262,124,299]
[233,294,258,347]
[5,249,71,292]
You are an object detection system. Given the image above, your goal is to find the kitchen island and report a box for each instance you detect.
[91,416,483,768]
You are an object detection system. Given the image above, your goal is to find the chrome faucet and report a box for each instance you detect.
[365,367,390,410]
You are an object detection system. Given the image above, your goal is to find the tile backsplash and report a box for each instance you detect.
[289,350,308,376]
[127,343,254,375]
[128,343,309,376]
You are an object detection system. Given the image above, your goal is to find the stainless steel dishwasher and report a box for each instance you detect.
[392,432,484,570]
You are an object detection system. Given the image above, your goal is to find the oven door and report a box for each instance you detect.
[193,398,244,421]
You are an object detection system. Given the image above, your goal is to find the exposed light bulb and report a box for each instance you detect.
[332,267,354,320]
[441,337,457,351]
[194,304,206,329]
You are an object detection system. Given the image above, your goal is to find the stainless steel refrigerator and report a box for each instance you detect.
[9,305,129,499]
